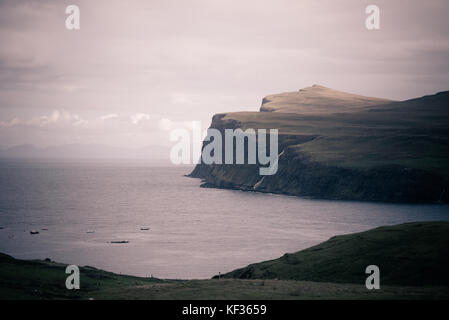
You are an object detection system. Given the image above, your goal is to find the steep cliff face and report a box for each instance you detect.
[190,86,449,203]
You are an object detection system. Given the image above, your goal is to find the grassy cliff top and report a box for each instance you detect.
[260,84,393,114]
[212,88,449,177]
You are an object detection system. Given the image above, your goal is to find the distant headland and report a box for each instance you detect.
[190,85,449,203]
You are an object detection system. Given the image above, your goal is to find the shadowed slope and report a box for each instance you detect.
[220,222,449,286]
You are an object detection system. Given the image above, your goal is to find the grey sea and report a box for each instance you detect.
[0,160,448,279]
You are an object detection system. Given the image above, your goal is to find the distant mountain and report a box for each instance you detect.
[0,144,171,161]
[219,221,449,286]
[190,85,449,203]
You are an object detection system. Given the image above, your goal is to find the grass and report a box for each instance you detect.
[1,255,448,300]
[217,90,449,177]
[1,222,449,300]
[0,253,164,300]
[86,279,449,300]
[222,222,449,287]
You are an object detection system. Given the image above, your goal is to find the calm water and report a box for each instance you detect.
[0,160,448,279]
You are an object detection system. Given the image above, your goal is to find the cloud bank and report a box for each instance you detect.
[0,0,448,151]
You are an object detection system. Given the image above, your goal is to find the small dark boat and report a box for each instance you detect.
[30,230,39,235]
[110,240,129,244]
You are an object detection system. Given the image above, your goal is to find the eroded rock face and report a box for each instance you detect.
[191,145,448,203]
[190,86,449,203]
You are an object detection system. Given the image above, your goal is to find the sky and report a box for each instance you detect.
[0,0,448,151]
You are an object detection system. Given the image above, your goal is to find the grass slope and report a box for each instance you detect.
[1,253,448,300]
[221,222,449,287]
[1,222,449,299]
[0,252,165,299]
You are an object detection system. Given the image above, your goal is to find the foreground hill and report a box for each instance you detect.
[220,222,449,286]
[190,85,449,202]
[1,222,448,299]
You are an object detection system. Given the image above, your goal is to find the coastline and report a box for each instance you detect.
[189,88,449,204]
[2,222,448,300]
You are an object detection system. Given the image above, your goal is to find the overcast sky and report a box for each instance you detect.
[0,0,448,149]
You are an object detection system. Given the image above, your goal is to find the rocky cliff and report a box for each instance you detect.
[190,85,449,203]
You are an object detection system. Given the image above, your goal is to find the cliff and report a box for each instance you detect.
[190,85,449,203]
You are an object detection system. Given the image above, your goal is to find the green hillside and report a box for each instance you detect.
[221,222,449,286]
[1,222,449,299]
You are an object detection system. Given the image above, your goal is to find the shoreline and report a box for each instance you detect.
[1,221,449,299]
[189,174,449,205]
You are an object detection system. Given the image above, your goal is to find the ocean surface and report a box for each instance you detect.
[0,160,448,279]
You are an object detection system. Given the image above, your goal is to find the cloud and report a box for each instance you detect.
[130,113,151,124]
[158,118,198,131]
[0,117,20,128]
[0,110,88,128]
[158,118,174,131]
[1,0,449,150]
[171,93,193,105]
[99,113,119,121]
[0,111,171,148]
